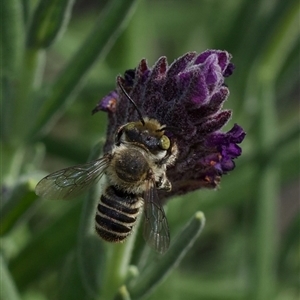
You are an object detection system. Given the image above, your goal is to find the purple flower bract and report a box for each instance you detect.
[93,50,246,199]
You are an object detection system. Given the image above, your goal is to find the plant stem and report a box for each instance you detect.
[251,80,279,300]
[0,254,22,300]
[13,48,45,143]
[76,143,105,298]
[247,3,299,298]
[100,216,141,300]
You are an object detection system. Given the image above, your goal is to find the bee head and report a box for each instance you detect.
[115,119,171,153]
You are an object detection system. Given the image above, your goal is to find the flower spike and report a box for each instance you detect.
[93,50,246,200]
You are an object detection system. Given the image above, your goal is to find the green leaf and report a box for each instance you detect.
[128,212,206,300]
[30,0,140,139]
[58,251,94,300]
[76,187,106,298]
[251,162,279,300]
[27,0,75,49]
[249,79,279,300]
[75,142,106,297]
[0,0,24,140]
[0,254,22,300]
[148,271,247,300]
[9,200,81,290]
[279,212,300,270]
[0,0,24,78]
[258,0,300,83]
[0,178,38,236]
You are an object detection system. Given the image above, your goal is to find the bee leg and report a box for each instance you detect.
[156,175,172,191]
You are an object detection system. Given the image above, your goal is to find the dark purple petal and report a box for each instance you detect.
[92,90,118,114]
[167,52,197,78]
[179,69,209,106]
[224,63,235,77]
[197,110,232,135]
[204,124,245,175]
[194,50,233,74]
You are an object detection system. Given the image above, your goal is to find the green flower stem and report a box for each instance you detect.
[76,143,105,298]
[1,0,24,141]
[259,0,300,83]
[9,201,81,290]
[249,4,299,298]
[114,285,132,300]
[101,216,141,300]
[128,212,206,300]
[251,80,278,300]
[13,48,45,143]
[0,254,22,300]
[58,252,91,300]
[0,178,37,236]
[30,0,139,139]
[252,157,279,300]
[77,185,104,298]
[279,212,300,269]
[2,146,25,184]
[1,0,24,77]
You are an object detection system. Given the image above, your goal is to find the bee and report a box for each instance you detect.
[35,77,178,254]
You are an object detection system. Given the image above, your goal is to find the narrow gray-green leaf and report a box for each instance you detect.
[251,162,279,300]
[0,178,38,236]
[149,271,247,300]
[279,212,300,270]
[76,142,106,298]
[250,79,279,299]
[259,0,300,83]
[31,0,139,139]
[0,0,24,77]
[76,188,106,298]
[1,0,24,139]
[9,201,81,290]
[27,0,75,49]
[128,212,206,300]
[0,254,22,300]
[58,251,94,300]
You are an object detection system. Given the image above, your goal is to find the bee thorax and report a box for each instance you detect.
[114,148,149,183]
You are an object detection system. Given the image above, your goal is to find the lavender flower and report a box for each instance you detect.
[93,50,245,200]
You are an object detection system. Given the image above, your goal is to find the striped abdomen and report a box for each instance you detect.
[95,185,142,243]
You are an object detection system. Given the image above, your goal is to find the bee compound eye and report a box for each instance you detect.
[159,135,170,150]
[125,122,135,131]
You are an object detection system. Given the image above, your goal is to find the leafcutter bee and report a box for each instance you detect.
[35,78,178,254]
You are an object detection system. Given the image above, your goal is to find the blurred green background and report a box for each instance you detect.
[1,0,299,299]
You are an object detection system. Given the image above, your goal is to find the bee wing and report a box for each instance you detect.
[35,155,110,200]
[143,181,170,254]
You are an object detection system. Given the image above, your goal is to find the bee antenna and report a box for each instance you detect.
[117,76,145,126]
[156,125,181,133]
